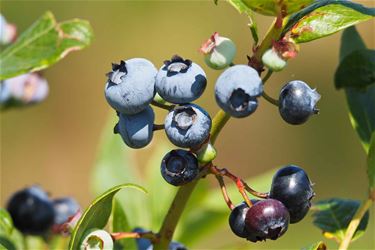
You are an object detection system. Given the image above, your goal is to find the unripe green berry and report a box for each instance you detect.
[262,49,287,72]
[80,229,114,250]
[200,32,236,70]
[196,142,217,164]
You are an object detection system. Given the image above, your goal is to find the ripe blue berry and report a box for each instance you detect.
[278,80,320,125]
[161,149,199,186]
[245,199,289,242]
[156,55,207,104]
[6,186,55,235]
[215,65,263,118]
[114,106,155,149]
[165,104,211,148]
[269,165,314,223]
[133,227,187,250]
[105,58,157,115]
[53,197,80,225]
[229,202,248,238]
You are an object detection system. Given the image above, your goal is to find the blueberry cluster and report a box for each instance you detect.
[6,186,80,236]
[228,165,314,242]
[105,55,211,186]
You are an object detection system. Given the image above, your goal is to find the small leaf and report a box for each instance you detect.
[368,132,375,189]
[283,0,375,43]
[338,27,375,153]
[233,0,314,16]
[301,241,327,250]
[69,183,147,250]
[312,198,369,243]
[0,11,93,80]
[0,209,13,236]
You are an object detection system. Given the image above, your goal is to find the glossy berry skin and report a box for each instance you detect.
[114,106,155,148]
[215,65,263,118]
[228,201,258,238]
[156,55,207,104]
[245,199,289,242]
[165,104,211,148]
[53,197,80,225]
[269,165,314,223]
[279,80,320,125]
[105,58,157,115]
[161,149,199,186]
[6,186,55,235]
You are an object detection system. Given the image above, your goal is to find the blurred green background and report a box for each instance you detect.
[1,0,374,249]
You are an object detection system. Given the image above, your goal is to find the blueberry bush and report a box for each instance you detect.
[0,1,374,249]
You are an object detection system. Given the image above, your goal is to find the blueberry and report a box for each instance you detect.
[245,199,290,242]
[269,165,314,223]
[105,58,157,115]
[53,197,80,225]
[165,104,211,148]
[278,80,320,125]
[6,186,55,235]
[0,73,49,108]
[215,65,263,118]
[200,32,236,70]
[115,106,155,148]
[262,49,287,72]
[228,201,259,238]
[155,55,207,104]
[161,149,199,186]
[168,241,188,250]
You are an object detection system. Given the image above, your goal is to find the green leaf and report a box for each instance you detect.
[338,27,375,153]
[177,169,275,246]
[0,209,13,236]
[368,133,375,189]
[111,199,137,250]
[283,0,375,43]
[335,49,375,89]
[301,241,327,250]
[0,236,16,250]
[231,0,314,16]
[312,198,369,243]
[69,183,147,250]
[0,11,93,80]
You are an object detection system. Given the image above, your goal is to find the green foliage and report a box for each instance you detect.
[337,27,375,153]
[0,209,13,237]
[312,198,369,243]
[111,199,136,249]
[283,0,375,43]
[0,11,93,80]
[235,0,314,16]
[301,241,327,250]
[69,183,146,250]
[368,133,375,190]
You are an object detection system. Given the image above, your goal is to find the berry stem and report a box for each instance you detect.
[153,124,165,131]
[338,198,373,250]
[210,110,231,144]
[262,91,279,106]
[151,100,175,111]
[262,70,273,85]
[111,231,159,242]
[215,174,235,210]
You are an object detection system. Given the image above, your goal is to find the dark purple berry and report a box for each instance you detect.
[269,165,314,223]
[53,197,80,225]
[245,199,289,242]
[161,149,199,186]
[6,186,55,235]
